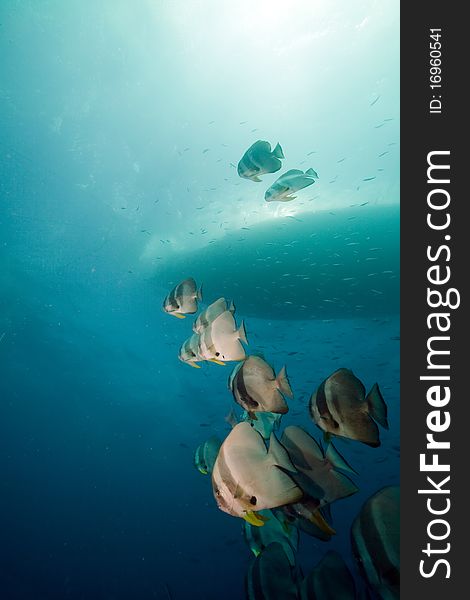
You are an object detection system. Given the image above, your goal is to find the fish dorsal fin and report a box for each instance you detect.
[231,422,267,461]
[283,169,304,177]
[282,426,324,462]
[212,310,236,335]
[305,168,319,178]
[272,143,284,159]
[268,433,297,473]
[366,383,389,429]
[275,366,294,399]
[325,443,357,475]
[209,297,227,313]
[179,277,196,292]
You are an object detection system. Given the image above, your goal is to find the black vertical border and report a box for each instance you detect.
[401,4,466,598]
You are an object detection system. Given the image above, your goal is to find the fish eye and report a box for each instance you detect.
[250,496,257,506]
[215,352,220,357]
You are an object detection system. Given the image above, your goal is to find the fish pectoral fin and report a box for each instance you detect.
[251,176,262,182]
[309,510,336,536]
[209,359,226,366]
[280,195,296,202]
[243,511,269,527]
[171,313,186,319]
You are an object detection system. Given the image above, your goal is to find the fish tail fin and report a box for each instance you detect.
[305,168,318,178]
[238,320,248,345]
[275,366,294,399]
[197,283,203,302]
[366,383,389,429]
[273,143,284,159]
[325,443,357,475]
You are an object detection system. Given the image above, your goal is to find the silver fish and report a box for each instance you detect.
[211,422,302,526]
[193,297,235,334]
[229,356,292,418]
[178,333,204,368]
[238,140,285,182]
[199,310,248,363]
[163,277,202,318]
[309,368,388,447]
[264,168,318,202]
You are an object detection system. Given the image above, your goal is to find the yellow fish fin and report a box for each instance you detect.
[309,510,336,536]
[187,361,201,369]
[209,359,226,366]
[171,313,186,319]
[243,511,269,527]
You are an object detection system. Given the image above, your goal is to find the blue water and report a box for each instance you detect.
[1,1,399,598]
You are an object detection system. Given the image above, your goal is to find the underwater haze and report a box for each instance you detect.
[1,1,399,599]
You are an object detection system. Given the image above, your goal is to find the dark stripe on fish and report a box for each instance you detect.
[316,379,339,429]
[235,367,259,409]
[168,287,180,309]
[316,380,329,419]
